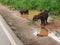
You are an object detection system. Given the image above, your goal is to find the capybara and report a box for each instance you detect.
[33,10,49,25]
[20,10,29,15]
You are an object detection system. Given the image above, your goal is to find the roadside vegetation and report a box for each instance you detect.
[0,0,60,16]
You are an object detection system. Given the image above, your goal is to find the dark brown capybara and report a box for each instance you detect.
[33,10,49,26]
[20,10,29,15]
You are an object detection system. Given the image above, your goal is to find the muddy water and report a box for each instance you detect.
[38,28,48,36]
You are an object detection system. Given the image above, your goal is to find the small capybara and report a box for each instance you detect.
[20,10,29,15]
[33,10,49,26]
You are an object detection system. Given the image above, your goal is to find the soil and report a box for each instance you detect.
[46,20,60,30]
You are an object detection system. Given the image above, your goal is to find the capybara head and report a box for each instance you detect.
[33,15,40,21]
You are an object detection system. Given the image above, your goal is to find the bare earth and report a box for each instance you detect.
[0,4,60,45]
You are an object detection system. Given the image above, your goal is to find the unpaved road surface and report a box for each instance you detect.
[0,4,60,45]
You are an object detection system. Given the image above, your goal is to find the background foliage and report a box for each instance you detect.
[0,0,60,15]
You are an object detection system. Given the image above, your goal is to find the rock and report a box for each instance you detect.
[48,17,54,23]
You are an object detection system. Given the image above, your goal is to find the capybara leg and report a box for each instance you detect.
[43,19,46,26]
[41,19,45,26]
[41,19,43,25]
[45,18,48,24]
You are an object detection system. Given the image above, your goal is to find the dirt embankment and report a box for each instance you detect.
[0,4,40,45]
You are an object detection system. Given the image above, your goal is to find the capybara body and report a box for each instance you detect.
[20,10,29,15]
[33,10,49,25]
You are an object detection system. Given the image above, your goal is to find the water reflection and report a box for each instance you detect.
[48,30,60,43]
[33,28,40,36]
[33,26,60,43]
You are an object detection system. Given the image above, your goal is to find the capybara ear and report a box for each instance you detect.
[33,17,37,21]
